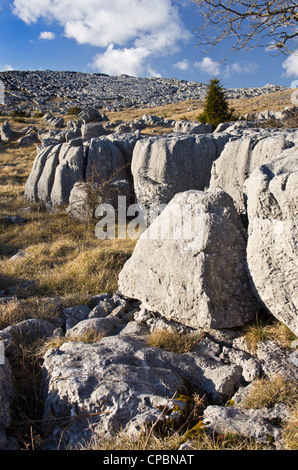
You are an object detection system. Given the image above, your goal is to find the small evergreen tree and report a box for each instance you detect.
[197,78,237,130]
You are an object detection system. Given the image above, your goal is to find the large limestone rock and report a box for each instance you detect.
[86,137,126,182]
[131,133,228,210]
[244,147,298,335]
[173,120,212,134]
[25,144,63,203]
[209,131,297,214]
[67,179,133,221]
[41,330,243,449]
[50,143,86,206]
[118,188,260,329]
[25,137,128,208]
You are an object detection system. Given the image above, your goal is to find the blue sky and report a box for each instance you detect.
[0,0,297,88]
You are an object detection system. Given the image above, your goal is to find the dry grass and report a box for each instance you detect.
[243,320,296,352]
[241,375,298,410]
[0,297,62,330]
[147,328,205,354]
[105,88,293,124]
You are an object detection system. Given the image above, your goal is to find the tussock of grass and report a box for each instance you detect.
[243,320,296,352]
[147,328,205,354]
[0,297,61,329]
[241,375,298,410]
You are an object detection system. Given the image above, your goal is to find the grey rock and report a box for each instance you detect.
[8,250,28,262]
[50,143,85,206]
[17,131,38,146]
[81,123,107,140]
[43,113,64,128]
[25,144,62,203]
[0,121,15,142]
[65,317,124,339]
[78,107,102,123]
[174,120,212,134]
[41,333,243,449]
[209,131,297,214]
[0,359,14,428]
[86,137,126,183]
[203,403,289,445]
[107,132,143,167]
[88,299,115,319]
[118,188,260,329]
[0,71,287,113]
[4,215,27,225]
[67,178,132,221]
[63,305,90,330]
[131,133,224,211]
[0,359,14,450]
[244,148,298,335]
[256,340,298,382]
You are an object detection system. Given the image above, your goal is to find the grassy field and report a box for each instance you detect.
[0,89,297,450]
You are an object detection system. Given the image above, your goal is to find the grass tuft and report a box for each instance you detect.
[147,328,205,354]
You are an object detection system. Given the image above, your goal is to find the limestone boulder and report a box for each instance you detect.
[78,107,100,123]
[67,179,133,221]
[81,123,107,140]
[0,121,16,142]
[244,148,298,335]
[41,332,243,449]
[25,137,128,209]
[173,121,212,134]
[118,188,260,329]
[131,133,227,210]
[209,131,297,214]
[50,143,86,206]
[86,137,126,183]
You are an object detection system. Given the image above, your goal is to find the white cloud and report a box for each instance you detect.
[192,57,259,78]
[12,0,190,76]
[174,59,190,71]
[194,57,221,76]
[92,45,151,77]
[0,64,15,71]
[282,53,298,78]
[39,31,56,40]
[223,61,259,78]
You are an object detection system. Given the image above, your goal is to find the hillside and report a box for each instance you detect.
[0,72,297,451]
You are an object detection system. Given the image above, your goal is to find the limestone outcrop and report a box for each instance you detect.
[245,148,298,335]
[118,188,260,330]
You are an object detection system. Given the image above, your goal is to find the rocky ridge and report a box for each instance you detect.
[0,70,287,113]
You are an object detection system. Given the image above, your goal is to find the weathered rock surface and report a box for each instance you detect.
[209,130,298,214]
[173,121,213,134]
[25,137,131,209]
[67,179,133,221]
[0,70,287,114]
[0,121,16,142]
[131,133,229,210]
[0,290,297,450]
[40,330,244,449]
[50,143,86,207]
[244,148,298,335]
[203,403,289,445]
[118,188,260,329]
